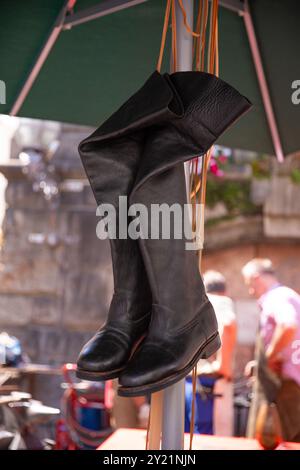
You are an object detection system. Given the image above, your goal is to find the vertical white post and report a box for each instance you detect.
[175,0,194,70]
[161,0,194,451]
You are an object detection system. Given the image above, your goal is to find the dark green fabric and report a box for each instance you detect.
[0,0,299,155]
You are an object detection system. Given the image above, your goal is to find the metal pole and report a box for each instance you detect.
[217,0,244,14]
[161,0,194,451]
[63,0,148,29]
[243,0,284,162]
[10,0,74,117]
[147,392,163,449]
[8,0,246,119]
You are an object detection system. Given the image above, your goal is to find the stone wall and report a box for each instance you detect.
[0,122,300,406]
[0,124,113,407]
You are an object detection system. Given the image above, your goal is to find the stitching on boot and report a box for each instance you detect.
[152,295,210,337]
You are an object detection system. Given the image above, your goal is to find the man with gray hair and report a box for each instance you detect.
[242,258,300,442]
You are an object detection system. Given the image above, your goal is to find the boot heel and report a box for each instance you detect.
[201,333,221,359]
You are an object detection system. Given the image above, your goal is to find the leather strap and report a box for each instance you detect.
[150,0,220,450]
[190,0,219,450]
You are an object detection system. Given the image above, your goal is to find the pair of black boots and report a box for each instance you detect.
[76,71,251,396]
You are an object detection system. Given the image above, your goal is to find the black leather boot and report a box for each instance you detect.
[116,71,251,396]
[76,71,251,390]
[118,162,220,396]
[76,71,191,380]
[76,120,153,382]
[76,70,192,380]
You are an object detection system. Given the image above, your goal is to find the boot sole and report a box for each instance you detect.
[76,366,124,381]
[117,332,221,397]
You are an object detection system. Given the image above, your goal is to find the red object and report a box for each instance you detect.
[97,428,300,451]
[55,418,77,450]
[56,363,111,449]
[104,380,114,410]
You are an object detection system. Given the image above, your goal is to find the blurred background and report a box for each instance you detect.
[0,114,299,448]
[0,0,299,451]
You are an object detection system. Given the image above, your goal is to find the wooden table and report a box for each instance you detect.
[98,428,300,451]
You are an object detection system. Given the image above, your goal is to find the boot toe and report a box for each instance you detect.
[77,334,129,372]
[119,343,177,388]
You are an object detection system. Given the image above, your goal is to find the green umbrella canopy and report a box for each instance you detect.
[0,0,299,156]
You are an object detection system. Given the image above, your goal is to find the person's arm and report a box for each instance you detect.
[197,322,237,379]
[218,322,237,379]
[244,360,257,377]
[266,323,297,368]
[266,298,299,371]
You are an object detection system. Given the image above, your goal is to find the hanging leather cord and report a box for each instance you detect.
[190,0,210,204]
[194,1,202,69]
[208,0,219,74]
[146,407,150,450]
[190,0,219,199]
[156,0,172,73]
[200,0,209,71]
[178,0,200,37]
[152,0,219,451]
[189,364,198,449]
[171,0,178,72]
[190,0,219,450]
[214,16,219,77]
